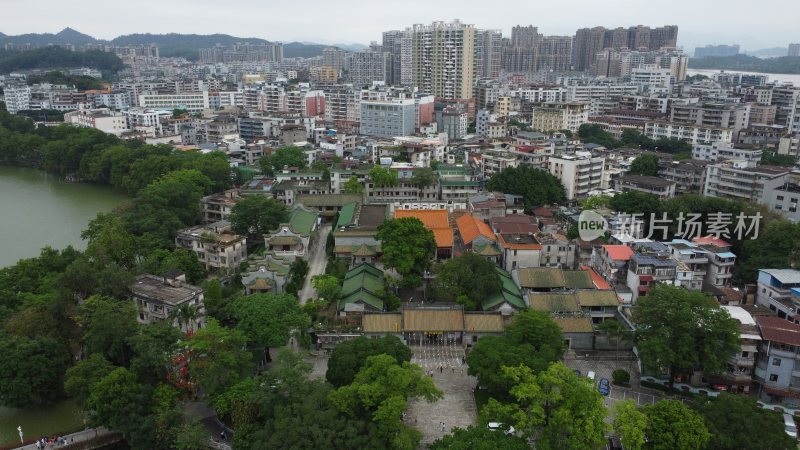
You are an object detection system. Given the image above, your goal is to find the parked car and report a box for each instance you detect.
[784,413,797,438]
[598,378,610,396]
[587,370,596,380]
[487,422,516,435]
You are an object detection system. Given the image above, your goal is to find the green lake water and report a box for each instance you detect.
[0,166,128,268]
[0,398,87,446]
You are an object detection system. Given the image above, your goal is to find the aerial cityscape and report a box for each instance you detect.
[2,3,800,449]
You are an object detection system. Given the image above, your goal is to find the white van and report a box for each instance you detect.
[784,413,797,438]
[587,371,596,381]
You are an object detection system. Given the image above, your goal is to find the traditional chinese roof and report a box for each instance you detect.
[576,290,619,307]
[395,209,453,248]
[363,313,402,332]
[464,313,505,332]
[483,267,526,311]
[268,235,301,246]
[336,202,357,228]
[287,205,318,236]
[339,263,385,311]
[529,293,581,312]
[553,316,594,333]
[402,308,465,332]
[515,267,566,289]
[473,242,502,257]
[563,270,595,289]
[296,193,362,208]
[456,213,496,245]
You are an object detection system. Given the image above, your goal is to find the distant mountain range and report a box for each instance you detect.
[0,28,364,59]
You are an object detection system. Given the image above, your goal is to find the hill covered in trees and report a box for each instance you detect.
[0,47,124,74]
[689,54,800,74]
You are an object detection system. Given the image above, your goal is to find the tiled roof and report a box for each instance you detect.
[456,213,496,245]
[692,236,731,248]
[576,290,619,307]
[553,316,594,333]
[473,242,502,257]
[516,267,566,289]
[529,293,580,312]
[580,265,612,290]
[297,193,362,207]
[464,313,505,332]
[760,269,800,285]
[339,290,384,311]
[402,308,465,331]
[268,235,301,246]
[288,206,318,236]
[363,313,402,332]
[563,270,595,289]
[603,245,634,261]
[336,202,357,228]
[395,209,453,248]
[756,315,800,346]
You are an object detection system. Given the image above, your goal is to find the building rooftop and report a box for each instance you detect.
[756,315,800,346]
[395,209,453,248]
[131,274,202,306]
[603,245,634,261]
[617,175,676,188]
[456,213,496,245]
[760,269,800,285]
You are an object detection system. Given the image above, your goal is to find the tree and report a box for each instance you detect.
[410,167,437,189]
[64,353,116,409]
[140,248,207,284]
[490,363,607,449]
[285,258,309,297]
[128,322,183,385]
[740,220,800,283]
[580,194,612,210]
[761,152,798,167]
[692,393,797,450]
[376,218,436,286]
[0,336,71,407]
[577,123,619,148]
[80,295,139,366]
[228,293,310,350]
[369,165,399,188]
[168,302,202,333]
[185,319,253,397]
[82,212,139,269]
[486,166,566,211]
[643,400,710,450]
[429,425,529,450]
[326,335,412,387]
[86,367,145,429]
[613,400,647,450]
[172,422,209,450]
[609,191,661,216]
[433,253,502,310]
[467,310,565,394]
[260,146,307,176]
[329,354,443,450]
[632,285,740,389]
[312,274,342,303]
[612,369,630,385]
[343,176,364,194]
[629,154,661,176]
[228,195,289,237]
[137,169,213,225]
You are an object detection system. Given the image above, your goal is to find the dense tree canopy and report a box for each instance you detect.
[467,310,565,394]
[486,166,566,210]
[228,293,309,349]
[632,285,740,389]
[483,363,607,449]
[376,217,436,287]
[643,400,710,450]
[260,146,307,176]
[0,47,124,73]
[761,152,798,167]
[692,393,797,450]
[429,425,529,450]
[228,195,289,237]
[80,295,139,367]
[326,335,412,387]
[329,354,443,450]
[64,353,116,409]
[613,400,647,450]
[433,253,502,310]
[369,165,399,188]
[628,154,661,176]
[185,319,253,397]
[0,335,71,407]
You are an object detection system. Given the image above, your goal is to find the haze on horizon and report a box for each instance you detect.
[1,0,797,52]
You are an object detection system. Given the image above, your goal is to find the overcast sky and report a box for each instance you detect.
[1,0,797,51]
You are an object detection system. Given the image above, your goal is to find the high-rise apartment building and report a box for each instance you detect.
[573,25,678,72]
[348,50,388,87]
[322,47,347,73]
[382,30,413,86]
[573,27,607,72]
[475,29,503,80]
[789,43,800,57]
[536,36,572,72]
[502,25,539,73]
[410,20,476,100]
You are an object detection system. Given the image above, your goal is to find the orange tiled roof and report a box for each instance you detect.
[396,210,453,248]
[602,245,634,261]
[692,236,731,248]
[456,213,496,245]
[579,265,612,290]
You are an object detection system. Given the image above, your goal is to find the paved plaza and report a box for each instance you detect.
[405,343,477,447]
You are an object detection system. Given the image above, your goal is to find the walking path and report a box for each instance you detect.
[13,427,115,450]
[405,344,477,446]
[297,224,330,305]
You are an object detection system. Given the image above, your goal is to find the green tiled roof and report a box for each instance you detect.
[563,270,595,289]
[342,272,385,297]
[576,290,619,307]
[474,242,501,257]
[483,268,526,310]
[339,290,384,311]
[529,293,580,312]
[268,235,301,245]
[516,267,566,289]
[288,206,318,236]
[339,264,385,311]
[336,202,357,228]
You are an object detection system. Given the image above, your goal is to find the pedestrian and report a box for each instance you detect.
[439,366,442,373]
[441,421,446,432]
[451,367,454,373]
[35,440,41,450]
[220,430,226,441]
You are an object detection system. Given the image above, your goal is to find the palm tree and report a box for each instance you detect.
[168,303,201,334]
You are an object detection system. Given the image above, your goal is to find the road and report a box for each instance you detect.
[13,427,115,449]
[297,224,330,305]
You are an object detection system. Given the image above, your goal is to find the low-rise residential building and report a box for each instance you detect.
[614,175,676,199]
[64,108,129,135]
[693,236,736,288]
[497,233,542,272]
[175,221,247,273]
[626,244,678,304]
[531,102,589,133]
[756,269,800,321]
[130,272,206,332]
[713,306,760,394]
[767,182,800,222]
[664,239,708,291]
[658,159,707,195]
[644,121,733,146]
[548,152,605,200]
[591,245,634,286]
[704,161,789,203]
[692,141,763,163]
[201,189,242,223]
[754,315,800,406]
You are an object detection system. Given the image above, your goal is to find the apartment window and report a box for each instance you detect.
[773,358,782,366]
[769,374,779,382]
